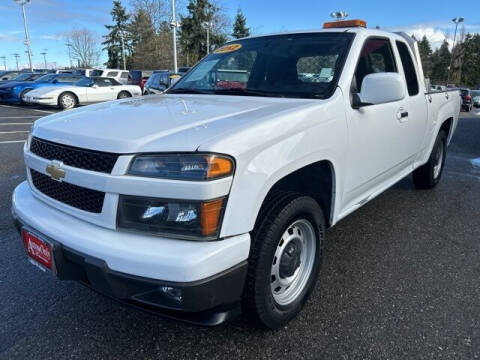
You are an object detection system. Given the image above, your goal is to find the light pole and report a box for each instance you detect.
[203,21,211,54]
[0,56,6,70]
[65,42,73,68]
[170,0,180,73]
[447,17,464,84]
[40,49,47,69]
[12,53,20,70]
[119,30,126,70]
[15,0,33,71]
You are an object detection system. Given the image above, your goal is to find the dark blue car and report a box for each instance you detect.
[0,73,84,104]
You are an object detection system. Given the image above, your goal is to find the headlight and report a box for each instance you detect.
[117,195,226,240]
[128,154,234,180]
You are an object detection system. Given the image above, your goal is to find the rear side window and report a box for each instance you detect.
[121,72,129,79]
[353,38,396,92]
[106,71,118,77]
[396,41,419,96]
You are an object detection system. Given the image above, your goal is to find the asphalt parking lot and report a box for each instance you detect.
[1,104,479,359]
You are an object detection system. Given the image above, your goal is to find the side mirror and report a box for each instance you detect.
[354,72,406,109]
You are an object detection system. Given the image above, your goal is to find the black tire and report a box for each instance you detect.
[243,192,325,329]
[412,130,447,189]
[19,89,32,105]
[117,91,131,99]
[58,92,77,110]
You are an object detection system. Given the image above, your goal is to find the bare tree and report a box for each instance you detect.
[65,29,101,68]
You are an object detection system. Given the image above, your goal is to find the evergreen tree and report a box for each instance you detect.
[179,0,228,64]
[431,40,451,83]
[417,35,433,79]
[129,9,158,69]
[232,9,250,39]
[102,0,131,69]
[460,33,480,87]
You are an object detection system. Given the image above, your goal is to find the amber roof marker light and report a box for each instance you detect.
[324,10,367,29]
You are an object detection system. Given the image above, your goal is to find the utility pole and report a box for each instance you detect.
[65,42,73,68]
[15,0,33,71]
[12,53,20,70]
[119,30,126,70]
[170,0,180,73]
[40,49,47,70]
[0,56,6,70]
[447,17,464,85]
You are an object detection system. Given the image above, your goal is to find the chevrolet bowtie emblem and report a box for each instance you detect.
[45,161,66,181]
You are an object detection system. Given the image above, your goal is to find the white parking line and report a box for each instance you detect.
[0,140,26,144]
[0,104,54,114]
[0,131,29,134]
[0,116,41,119]
[0,123,32,125]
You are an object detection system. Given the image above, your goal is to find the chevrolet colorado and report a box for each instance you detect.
[12,21,460,329]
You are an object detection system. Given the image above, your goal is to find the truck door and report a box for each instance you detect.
[343,37,413,206]
[394,40,428,159]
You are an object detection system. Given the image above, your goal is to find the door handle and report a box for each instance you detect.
[445,92,449,100]
[397,109,409,122]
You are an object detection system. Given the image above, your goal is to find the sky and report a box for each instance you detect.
[0,0,479,70]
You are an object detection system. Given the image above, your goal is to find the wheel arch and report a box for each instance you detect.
[58,91,79,106]
[118,90,132,98]
[254,160,337,229]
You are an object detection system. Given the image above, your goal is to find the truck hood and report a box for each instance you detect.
[33,94,319,153]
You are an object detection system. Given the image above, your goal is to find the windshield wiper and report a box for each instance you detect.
[212,88,281,97]
[168,88,210,94]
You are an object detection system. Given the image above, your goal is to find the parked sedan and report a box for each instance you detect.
[0,73,84,104]
[0,71,22,81]
[23,77,142,109]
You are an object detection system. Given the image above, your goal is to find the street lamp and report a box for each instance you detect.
[14,0,33,71]
[447,17,464,84]
[170,0,180,73]
[203,21,211,54]
[119,30,126,70]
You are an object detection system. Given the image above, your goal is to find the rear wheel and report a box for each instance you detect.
[413,130,447,189]
[117,91,131,99]
[243,192,325,329]
[58,92,77,110]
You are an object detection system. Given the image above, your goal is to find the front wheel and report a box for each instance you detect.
[58,92,77,110]
[243,193,325,329]
[117,91,131,99]
[413,130,447,189]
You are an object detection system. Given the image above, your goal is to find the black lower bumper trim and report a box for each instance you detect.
[13,216,247,326]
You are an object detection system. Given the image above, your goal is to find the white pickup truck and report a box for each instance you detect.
[12,21,460,329]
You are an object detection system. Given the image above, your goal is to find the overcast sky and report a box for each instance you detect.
[0,0,479,70]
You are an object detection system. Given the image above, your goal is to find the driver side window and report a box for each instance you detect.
[352,38,397,93]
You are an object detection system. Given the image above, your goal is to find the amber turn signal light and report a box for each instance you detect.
[206,156,233,179]
[323,19,367,29]
[200,198,225,236]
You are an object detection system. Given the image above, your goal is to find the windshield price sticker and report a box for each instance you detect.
[214,44,242,54]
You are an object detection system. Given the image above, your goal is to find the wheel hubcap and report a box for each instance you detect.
[62,95,74,108]
[433,141,444,179]
[271,219,316,306]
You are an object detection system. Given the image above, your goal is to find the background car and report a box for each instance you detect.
[0,71,21,81]
[460,89,473,112]
[0,72,45,84]
[0,73,47,102]
[178,66,191,75]
[98,69,130,84]
[471,90,480,107]
[0,73,84,104]
[23,76,142,110]
[143,71,181,95]
[128,70,154,91]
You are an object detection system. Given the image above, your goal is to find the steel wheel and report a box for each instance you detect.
[433,139,444,180]
[118,91,131,99]
[270,219,317,306]
[60,93,75,109]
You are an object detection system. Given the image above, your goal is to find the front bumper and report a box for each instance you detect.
[12,182,250,325]
[0,90,18,103]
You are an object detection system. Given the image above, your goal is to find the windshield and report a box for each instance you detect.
[13,73,35,81]
[35,74,57,83]
[169,33,354,99]
[75,77,93,87]
[471,90,480,97]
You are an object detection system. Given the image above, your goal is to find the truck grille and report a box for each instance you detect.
[30,169,105,213]
[30,137,119,173]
